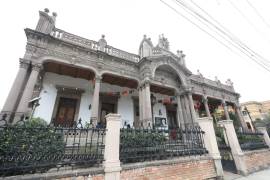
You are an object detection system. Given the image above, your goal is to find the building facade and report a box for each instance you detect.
[241,100,270,121]
[1,9,248,130]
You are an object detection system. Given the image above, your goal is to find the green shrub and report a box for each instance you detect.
[0,118,65,175]
[120,130,167,148]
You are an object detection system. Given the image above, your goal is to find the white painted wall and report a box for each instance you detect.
[34,72,137,126]
[34,83,57,124]
[78,90,92,126]
[118,95,134,127]
[34,72,174,127]
[34,72,93,125]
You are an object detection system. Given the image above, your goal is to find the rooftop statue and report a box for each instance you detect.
[158,34,169,50]
[226,78,234,86]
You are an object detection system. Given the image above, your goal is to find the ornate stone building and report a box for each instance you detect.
[1,9,248,130]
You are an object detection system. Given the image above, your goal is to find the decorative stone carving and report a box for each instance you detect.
[32,63,43,72]
[197,69,203,78]
[157,34,169,50]
[98,35,107,52]
[19,59,30,69]
[226,78,234,86]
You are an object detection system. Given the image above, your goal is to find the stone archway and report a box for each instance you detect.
[151,59,187,87]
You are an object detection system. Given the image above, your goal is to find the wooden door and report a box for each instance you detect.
[167,110,177,129]
[100,103,115,126]
[55,97,77,127]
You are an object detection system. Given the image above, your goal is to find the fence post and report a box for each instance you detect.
[198,117,223,178]
[218,120,248,175]
[104,114,121,180]
[257,126,270,148]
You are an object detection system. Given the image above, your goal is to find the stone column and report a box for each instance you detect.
[257,127,270,148]
[184,95,191,124]
[235,104,249,132]
[176,94,185,128]
[141,85,146,124]
[104,114,121,180]
[202,96,211,118]
[90,75,102,126]
[144,81,152,127]
[180,96,188,124]
[15,63,42,121]
[198,117,223,178]
[138,87,143,127]
[218,120,248,175]
[222,100,230,120]
[1,59,30,119]
[188,92,197,123]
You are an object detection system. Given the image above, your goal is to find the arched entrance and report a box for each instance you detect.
[151,64,183,129]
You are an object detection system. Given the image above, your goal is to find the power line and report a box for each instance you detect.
[160,0,270,72]
[173,0,270,71]
[227,0,270,44]
[246,0,270,30]
[159,0,236,54]
[188,0,270,67]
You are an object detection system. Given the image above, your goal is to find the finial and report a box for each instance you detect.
[44,8,49,13]
[226,78,233,86]
[197,69,203,77]
[215,76,220,83]
[143,34,147,39]
[52,12,57,17]
[102,34,105,39]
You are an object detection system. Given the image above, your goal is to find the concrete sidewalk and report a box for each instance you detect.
[237,168,270,180]
[224,168,270,180]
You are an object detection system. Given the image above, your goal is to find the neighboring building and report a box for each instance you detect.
[241,100,270,121]
[241,107,255,131]
[1,9,248,130]
[262,100,270,115]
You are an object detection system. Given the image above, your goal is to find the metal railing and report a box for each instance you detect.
[0,114,106,176]
[120,126,207,163]
[237,131,268,151]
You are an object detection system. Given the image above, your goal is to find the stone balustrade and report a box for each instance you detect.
[51,28,140,63]
[190,74,235,92]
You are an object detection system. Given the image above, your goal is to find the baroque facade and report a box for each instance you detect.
[1,9,248,130]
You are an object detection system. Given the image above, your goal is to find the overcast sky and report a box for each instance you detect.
[0,0,270,109]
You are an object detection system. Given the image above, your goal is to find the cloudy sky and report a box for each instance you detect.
[0,0,270,109]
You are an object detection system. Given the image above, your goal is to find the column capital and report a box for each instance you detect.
[19,59,30,69]
[139,79,151,88]
[175,92,181,96]
[202,95,208,103]
[32,63,43,72]
[95,75,102,82]
[233,102,241,109]
[221,99,227,106]
[181,86,193,95]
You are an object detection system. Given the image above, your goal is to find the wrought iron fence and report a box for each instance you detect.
[0,114,106,176]
[120,126,207,163]
[237,131,268,151]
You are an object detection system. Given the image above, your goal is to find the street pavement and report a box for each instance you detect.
[224,168,270,180]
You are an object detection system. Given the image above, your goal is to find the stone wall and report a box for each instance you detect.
[4,157,219,180]
[2,167,104,180]
[121,156,218,180]
[243,149,270,173]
